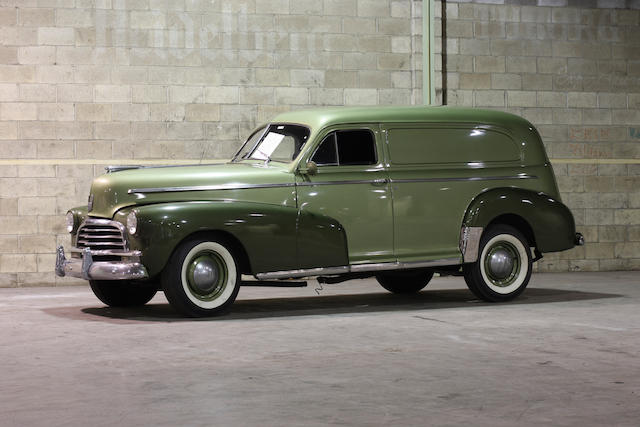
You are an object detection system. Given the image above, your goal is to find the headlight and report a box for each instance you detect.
[65,211,75,233]
[126,211,137,235]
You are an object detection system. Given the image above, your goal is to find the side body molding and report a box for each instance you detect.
[462,187,577,253]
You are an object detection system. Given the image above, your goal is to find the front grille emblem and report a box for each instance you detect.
[87,194,94,212]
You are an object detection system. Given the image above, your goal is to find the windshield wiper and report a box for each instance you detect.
[255,149,272,165]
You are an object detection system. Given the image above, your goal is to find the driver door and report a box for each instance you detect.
[296,125,394,267]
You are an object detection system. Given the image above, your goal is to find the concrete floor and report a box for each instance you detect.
[0,272,639,427]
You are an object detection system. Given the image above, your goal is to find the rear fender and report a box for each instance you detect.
[462,188,576,254]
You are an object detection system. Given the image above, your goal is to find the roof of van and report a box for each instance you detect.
[270,106,534,133]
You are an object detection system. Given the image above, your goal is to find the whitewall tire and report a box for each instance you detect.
[162,237,241,317]
[463,225,532,302]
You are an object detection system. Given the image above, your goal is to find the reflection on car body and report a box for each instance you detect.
[56,106,583,317]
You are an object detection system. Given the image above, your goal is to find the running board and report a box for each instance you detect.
[241,280,307,287]
[255,258,461,280]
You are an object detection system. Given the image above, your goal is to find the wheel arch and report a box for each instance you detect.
[486,213,536,248]
[170,229,252,275]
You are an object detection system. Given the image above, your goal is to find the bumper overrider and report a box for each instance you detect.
[55,246,148,281]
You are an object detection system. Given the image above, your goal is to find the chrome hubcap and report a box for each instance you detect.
[483,241,521,287]
[488,248,514,279]
[186,251,227,300]
[190,256,219,294]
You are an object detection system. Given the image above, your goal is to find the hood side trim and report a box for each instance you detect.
[107,162,228,174]
[128,182,296,194]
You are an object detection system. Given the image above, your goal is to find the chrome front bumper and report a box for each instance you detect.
[55,246,148,281]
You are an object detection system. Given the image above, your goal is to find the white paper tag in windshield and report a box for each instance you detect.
[252,132,285,160]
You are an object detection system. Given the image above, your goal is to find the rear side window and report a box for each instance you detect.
[388,127,520,165]
[312,129,377,166]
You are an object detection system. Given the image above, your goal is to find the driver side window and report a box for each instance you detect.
[311,129,377,166]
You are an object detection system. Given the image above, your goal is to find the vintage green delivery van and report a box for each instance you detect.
[56,106,583,317]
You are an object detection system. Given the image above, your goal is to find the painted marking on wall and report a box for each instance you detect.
[567,143,613,159]
[551,158,640,164]
[569,127,611,141]
[630,128,640,139]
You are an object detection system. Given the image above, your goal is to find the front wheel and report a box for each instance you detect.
[161,237,240,317]
[89,280,157,307]
[376,269,434,294]
[463,224,532,302]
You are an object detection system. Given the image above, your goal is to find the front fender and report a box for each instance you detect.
[463,188,576,253]
[114,200,350,279]
[115,201,299,278]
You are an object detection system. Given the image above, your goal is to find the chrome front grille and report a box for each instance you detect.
[76,218,127,252]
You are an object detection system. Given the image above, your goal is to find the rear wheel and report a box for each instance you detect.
[161,237,240,317]
[463,224,532,302]
[376,269,434,294]
[89,280,157,307]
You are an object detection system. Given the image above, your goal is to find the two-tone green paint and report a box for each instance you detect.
[112,202,348,278]
[89,162,297,219]
[463,188,576,253]
[67,106,578,281]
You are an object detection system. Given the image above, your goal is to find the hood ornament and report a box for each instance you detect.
[88,194,94,212]
[105,165,143,173]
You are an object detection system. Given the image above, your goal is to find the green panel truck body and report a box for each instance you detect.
[55,106,582,316]
[381,115,560,264]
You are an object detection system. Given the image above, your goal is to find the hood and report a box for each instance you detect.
[88,162,295,218]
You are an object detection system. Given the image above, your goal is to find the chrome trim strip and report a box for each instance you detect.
[77,240,126,247]
[129,175,536,194]
[390,175,537,184]
[78,218,127,235]
[296,178,389,187]
[128,182,296,194]
[108,162,228,173]
[257,266,350,280]
[255,258,460,280]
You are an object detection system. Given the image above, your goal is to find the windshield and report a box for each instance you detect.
[233,124,310,163]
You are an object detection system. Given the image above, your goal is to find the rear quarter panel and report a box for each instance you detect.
[463,187,576,253]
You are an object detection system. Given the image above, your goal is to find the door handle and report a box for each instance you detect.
[371,179,388,186]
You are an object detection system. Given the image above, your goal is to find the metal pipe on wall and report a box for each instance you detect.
[423,0,436,105]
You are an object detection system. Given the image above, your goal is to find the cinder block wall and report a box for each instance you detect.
[438,0,640,272]
[0,0,423,286]
[0,0,638,287]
